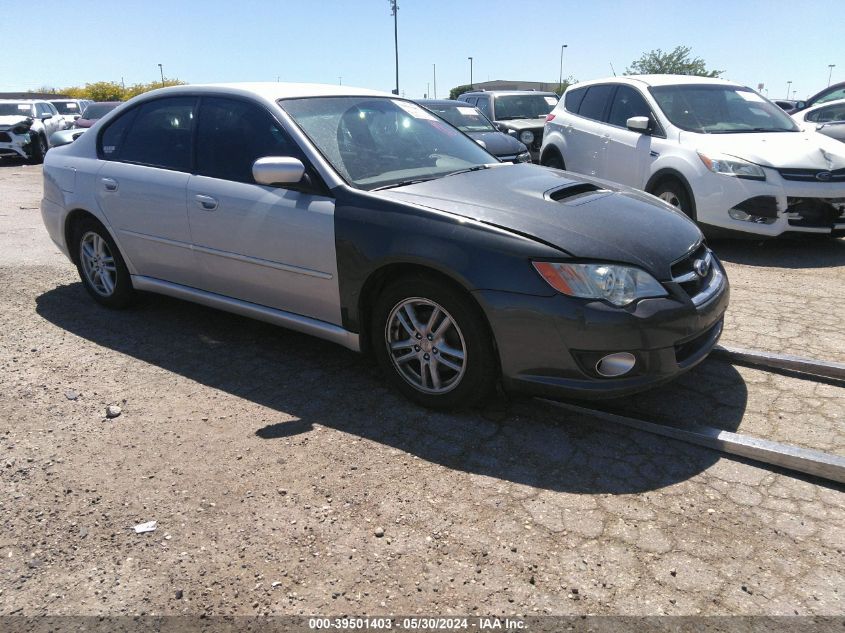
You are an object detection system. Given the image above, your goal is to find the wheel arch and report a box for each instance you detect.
[356,261,498,361]
[645,168,697,221]
[540,135,566,168]
[63,208,115,266]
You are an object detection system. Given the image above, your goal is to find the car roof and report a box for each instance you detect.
[568,75,742,90]
[802,97,845,112]
[131,82,390,102]
[0,99,44,104]
[416,99,474,107]
[461,90,558,96]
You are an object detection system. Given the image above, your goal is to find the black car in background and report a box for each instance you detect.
[416,99,531,163]
[788,81,845,114]
[457,90,558,162]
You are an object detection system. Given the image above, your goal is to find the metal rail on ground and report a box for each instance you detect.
[712,345,845,382]
[537,399,845,485]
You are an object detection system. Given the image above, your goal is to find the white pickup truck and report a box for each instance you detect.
[0,100,67,163]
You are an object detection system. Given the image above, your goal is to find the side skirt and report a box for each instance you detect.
[131,275,360,352]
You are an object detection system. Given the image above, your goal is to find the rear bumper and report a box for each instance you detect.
[474,268,729,399]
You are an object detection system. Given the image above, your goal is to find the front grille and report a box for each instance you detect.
[778,167,845,182]
[0,132,11,142]
[786,197,845,227]
[670,243,723,306]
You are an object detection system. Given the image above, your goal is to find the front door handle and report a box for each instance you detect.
[194,194,218,211]
[101,177,118,192]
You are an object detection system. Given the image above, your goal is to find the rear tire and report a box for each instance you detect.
[371,276,498,410]
[652,178,695,221]
[541,150,565,170]
[72,217,135,308]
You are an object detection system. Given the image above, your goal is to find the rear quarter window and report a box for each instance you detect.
[564,87,588,113]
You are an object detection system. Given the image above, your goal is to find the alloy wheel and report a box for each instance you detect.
[79,231,117,297]
[385,297,467,394]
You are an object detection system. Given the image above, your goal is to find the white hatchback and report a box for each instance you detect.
[541,75,845,237]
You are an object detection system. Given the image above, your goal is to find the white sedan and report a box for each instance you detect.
[791,98,845,144]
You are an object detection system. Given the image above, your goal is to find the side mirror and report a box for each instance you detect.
[626,116,651,133]
[49,129,85,148]
[495,122,509,133]
[252,156,305,186]
[41,113,53,121]
[795,101,806,110]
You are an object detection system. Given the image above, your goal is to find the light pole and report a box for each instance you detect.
[786,80,792,100]
[468,56,473,89]
[158,63,164,86]
[828,64,836,87]
[433,63,437,99]
[389,0,399,95]
[338,76,343,85]
[558,44,568,89]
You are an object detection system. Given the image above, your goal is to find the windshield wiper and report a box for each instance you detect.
[371,177,438,191]
[443,165,492,178]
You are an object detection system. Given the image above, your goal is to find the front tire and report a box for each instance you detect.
[72,217,135,308]
[652,179,695,221]
[371,276,498,410]
[27,134,47,164]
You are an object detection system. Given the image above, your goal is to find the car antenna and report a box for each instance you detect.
[610,62,617,77]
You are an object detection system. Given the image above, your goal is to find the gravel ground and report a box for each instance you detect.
[0,161,842,618]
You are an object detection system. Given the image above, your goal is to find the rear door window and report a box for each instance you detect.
[564,87,588,113]
[117,97,197,171]
[577,85,614,122]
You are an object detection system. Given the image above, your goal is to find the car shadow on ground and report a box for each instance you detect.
[36,281,749,495]
[710,236,845,269]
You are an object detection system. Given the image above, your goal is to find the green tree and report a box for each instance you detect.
[553,77,576,97]
[449,84,474,100]
[625,46,722,77]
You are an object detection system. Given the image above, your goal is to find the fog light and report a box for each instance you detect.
[728,208,776,224]
[595,352,636,378]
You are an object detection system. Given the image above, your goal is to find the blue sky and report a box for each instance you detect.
[7,0,843,101]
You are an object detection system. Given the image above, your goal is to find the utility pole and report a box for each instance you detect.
[433,63,437,99]
[558,44,568,88]
[389,0,399,95]
[786,80,792,99]
[828,64,836,87]
[468,56,473,89]
[158,63,164,86]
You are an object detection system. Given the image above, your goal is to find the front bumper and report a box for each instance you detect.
[694,167,845,236]
[474,260,729,399]
[0,133,31,159]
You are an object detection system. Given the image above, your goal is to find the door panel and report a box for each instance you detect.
[95,161,196,286]
[187,176,341,325]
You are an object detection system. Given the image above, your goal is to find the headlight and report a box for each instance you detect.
[516,151,532,163]
[533,262,668,307]
[519,130,535,144]
[11,123,32,134]
[697,151,765,181]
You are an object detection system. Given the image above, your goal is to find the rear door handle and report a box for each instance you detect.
[101,177,118,192]
[194,194,218,211]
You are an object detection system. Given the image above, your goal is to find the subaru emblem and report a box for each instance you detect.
[693,258,710,278]
[816,171,832,181]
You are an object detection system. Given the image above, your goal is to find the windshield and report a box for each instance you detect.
[279,96,496,191]
[423,103,494,132]
[52,101,80,115]
[494,94,557,120]
[81,103,119,120]
[0,103,35,117]
[649,85,798,133]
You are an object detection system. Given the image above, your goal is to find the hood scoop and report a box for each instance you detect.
[546,183,613,206]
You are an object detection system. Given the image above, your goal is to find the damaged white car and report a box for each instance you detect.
[0,100,66,163]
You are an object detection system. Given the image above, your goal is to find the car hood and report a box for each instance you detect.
[376,164,702,279]
[496,118,547,131]
[467,130,526,157]
[0,115,31,128]
[690,130,845,169]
